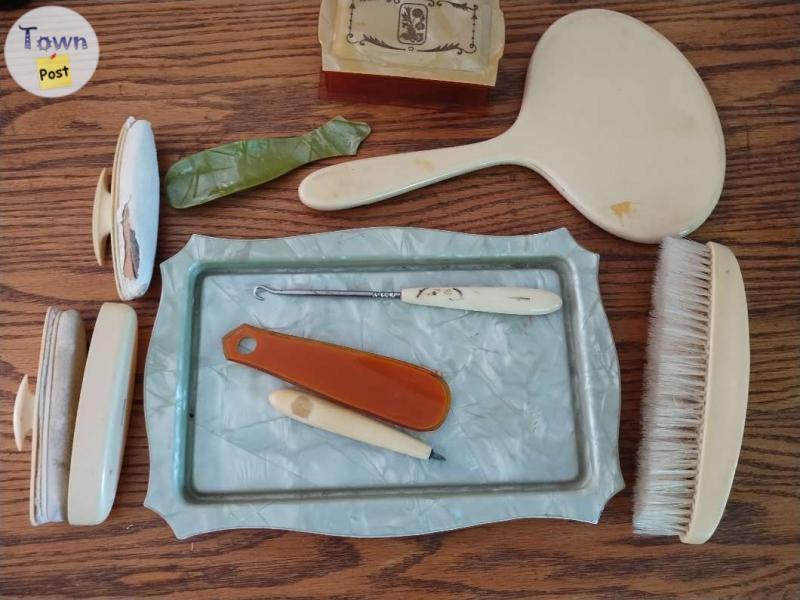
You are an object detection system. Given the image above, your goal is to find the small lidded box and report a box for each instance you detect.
[319,0,505,104]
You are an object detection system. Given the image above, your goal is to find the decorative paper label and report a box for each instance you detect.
[343,0,480,57]
[320,0,503,85]
[397,3,428,46]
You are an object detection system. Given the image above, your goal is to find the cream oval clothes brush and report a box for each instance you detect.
[93,117,159,300]
[299,9,725,244]
[634,238,749,544]
[254,285,562,316]
[269,390,445,461]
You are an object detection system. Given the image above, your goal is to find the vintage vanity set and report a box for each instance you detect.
[13,6,748,545]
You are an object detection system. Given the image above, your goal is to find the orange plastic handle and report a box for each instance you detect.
[222,324,451,431]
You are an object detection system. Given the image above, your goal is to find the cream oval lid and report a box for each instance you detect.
[93,117,160,300]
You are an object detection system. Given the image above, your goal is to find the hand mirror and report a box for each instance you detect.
[299,9,725,243]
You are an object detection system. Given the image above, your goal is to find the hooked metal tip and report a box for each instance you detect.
[253,285,277,301]
[429,450,446,462]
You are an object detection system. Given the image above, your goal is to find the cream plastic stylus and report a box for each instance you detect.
[255,285,562,316]
[269,390,445,461]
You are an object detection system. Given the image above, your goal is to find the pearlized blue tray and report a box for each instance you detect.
[144,227,623,539]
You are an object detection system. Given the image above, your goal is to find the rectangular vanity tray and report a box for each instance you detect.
[144,228,623,539]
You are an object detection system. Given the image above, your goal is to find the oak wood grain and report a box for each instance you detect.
[1,0,798,598]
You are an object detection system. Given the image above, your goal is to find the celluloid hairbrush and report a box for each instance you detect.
[634,237,749,544]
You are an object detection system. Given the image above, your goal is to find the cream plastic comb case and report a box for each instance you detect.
[93,117,160,300]
[14,303,138,526]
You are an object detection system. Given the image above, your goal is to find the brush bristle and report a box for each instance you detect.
[633,237,712,537]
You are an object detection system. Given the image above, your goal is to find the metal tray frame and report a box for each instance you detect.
[144,228,623,538]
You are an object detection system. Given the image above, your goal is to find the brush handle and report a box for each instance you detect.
[269,390,433,460]
[684,243,749,544]
[400,287,562,316]
[298,139,506,210]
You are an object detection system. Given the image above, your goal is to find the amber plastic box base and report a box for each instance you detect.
[320,70,491,107]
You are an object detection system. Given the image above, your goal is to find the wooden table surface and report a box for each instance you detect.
[2,1,798,597]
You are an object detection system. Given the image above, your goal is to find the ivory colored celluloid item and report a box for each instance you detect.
[14,303,138,527]
[255,284,563,316]
[14,308,86,525]
[300,10,725,243]
[93,117,160,300]
[68,303,138,526]
[269,390,442,461]
[143,228,623,539]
